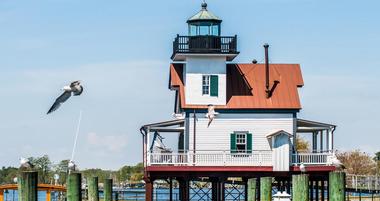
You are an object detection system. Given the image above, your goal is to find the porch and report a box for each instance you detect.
[140,118,336,168]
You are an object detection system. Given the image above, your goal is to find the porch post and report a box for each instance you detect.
[320,131,324,152]
[312,132,317,153]
[328,129,333,152]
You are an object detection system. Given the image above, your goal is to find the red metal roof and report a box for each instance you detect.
[169,63,304,110]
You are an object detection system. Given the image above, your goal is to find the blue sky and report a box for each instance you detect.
[0,0,379,170]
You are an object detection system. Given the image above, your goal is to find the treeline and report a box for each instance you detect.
[0,155,143,185]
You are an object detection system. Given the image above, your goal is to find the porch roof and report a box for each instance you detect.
[297,119,336,133]
[140,119,185,134]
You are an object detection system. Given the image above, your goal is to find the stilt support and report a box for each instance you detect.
[329,172,345,201]
[145,178,153,201]
[247,178,257,201]
[260,177,272,201]
[292,174,309,201]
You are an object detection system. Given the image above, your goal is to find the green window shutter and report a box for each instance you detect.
[210,75,219,97]
[230,133,236,154]
[247,133,252,153]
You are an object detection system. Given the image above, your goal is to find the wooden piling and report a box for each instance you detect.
[247,178,257,201]
[329,172,345,201]
[260,177,272,201]
[292,174,309,201]
[88,177,99,201]
[18,171,38,201]
[104,178,113,201]
[67,172,82,201]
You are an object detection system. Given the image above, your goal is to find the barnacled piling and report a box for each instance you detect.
[104,178,113,201]
[67,172,82,201]
[88,177,99,201]
[18,171,38,201]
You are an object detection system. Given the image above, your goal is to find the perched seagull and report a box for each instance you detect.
[68,160,76,172]
[331,155,345,169]
[299,163,306,173]
[19,157,34,169]
[205,104,219,127]
[47,81,83,114]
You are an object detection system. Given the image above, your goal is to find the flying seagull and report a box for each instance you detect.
[47,81,83,114]
[205,104,219,127]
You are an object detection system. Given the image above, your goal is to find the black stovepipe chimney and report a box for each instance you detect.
[264,43,270,93]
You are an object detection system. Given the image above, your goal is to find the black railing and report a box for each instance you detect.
[172,35,238,58]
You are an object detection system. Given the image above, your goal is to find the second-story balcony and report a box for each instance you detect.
[171,35,239,61]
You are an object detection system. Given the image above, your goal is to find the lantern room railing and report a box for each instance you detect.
[171,35,238,59]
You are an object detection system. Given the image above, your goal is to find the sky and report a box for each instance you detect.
[0,0,379,170]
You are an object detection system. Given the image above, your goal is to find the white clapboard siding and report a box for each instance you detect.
[184,56,227,106]
[187,113,294,166]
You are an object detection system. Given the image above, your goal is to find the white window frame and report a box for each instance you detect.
[202,75,210,96]
[235,132,247,153]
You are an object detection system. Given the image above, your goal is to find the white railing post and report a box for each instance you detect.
[223,151,226,166]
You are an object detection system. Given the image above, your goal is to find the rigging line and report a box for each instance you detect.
[70,110,82,162]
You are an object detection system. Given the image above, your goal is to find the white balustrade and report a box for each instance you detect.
[148,150,272,166]
[292,152,332,165]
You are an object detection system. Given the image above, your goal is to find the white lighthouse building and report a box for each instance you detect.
[140,3,337,201]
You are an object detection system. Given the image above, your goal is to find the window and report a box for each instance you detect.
[202,75,218,97]
[231,132,252,154]
[202,75,210,95]
[236,133,247,153]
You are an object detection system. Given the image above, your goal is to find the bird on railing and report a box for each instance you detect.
[300,163,306,173]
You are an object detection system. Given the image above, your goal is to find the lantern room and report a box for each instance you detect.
[187,2,222,36]
[171,2,239,61]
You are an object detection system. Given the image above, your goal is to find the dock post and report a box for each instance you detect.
[292,174,309,201]
[260,177,272,201]
[67,172,82,201]
[247,178,257,201]
[104,179,113,201]
[329,172,345,201]
[88,177,99,201]
[18,171,38,201]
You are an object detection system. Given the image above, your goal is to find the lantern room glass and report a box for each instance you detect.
[188,22,221,36]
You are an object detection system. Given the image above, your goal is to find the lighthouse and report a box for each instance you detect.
[140,3,337,201]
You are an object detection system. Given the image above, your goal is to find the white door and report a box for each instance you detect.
[272,133,290,171]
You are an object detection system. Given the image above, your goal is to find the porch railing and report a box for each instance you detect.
[148,150,272,166]
[148,151,334,166]
[292,152,332,165]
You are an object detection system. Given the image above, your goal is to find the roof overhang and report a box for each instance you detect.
[266,130,293,139]
[172,53,239,62]
[297,119,336,133]
[140,119,185,135]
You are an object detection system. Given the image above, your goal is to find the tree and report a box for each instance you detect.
[29,155,53,183]
[0,167,18,184]
[295,137,310,152]
[374,151,380,175]
[52,159,70,185]
[337,150,376,175]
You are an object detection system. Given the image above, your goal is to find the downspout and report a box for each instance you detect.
[193,109,196,165]
[140,127,148,174]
